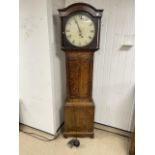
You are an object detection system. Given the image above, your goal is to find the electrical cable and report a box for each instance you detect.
[19,127,62,142]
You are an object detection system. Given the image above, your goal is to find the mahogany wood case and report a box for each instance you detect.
[58,3,103,138]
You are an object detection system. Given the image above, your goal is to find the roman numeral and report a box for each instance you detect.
[88,36,92,39]
[66,29,70,32]
[90,30,94,33]
[67,35,71,38]
[79,15,83,19]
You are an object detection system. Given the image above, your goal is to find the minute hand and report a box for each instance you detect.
[74,18,83,37]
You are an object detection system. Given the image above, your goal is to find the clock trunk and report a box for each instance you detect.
[64,51,94,138]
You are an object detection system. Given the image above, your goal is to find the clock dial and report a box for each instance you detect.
[65,14,95,47]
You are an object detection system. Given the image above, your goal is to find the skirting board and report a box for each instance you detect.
[94,122,131,137]
[20,122,131,138]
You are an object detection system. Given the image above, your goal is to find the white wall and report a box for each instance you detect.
[65,0,135,131]
[19,0,65,134]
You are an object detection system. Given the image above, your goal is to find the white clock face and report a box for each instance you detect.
[65,14,95,47]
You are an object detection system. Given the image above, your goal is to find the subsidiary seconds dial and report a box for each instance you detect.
[65,14,95,47]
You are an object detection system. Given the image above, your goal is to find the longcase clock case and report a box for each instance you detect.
[58,3,103,138]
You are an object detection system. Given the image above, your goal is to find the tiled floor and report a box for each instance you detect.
[19,126,130,155]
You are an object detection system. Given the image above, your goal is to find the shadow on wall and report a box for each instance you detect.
[51,14,66,124]
[19,99,24,123]
[119,45,133,51]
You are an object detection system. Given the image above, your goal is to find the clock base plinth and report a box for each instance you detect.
[64,131,94,138]
[64,101,94,138]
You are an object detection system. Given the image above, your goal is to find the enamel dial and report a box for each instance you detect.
[65,14,95,47]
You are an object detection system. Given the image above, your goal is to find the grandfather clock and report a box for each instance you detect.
[58,3,103,138]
